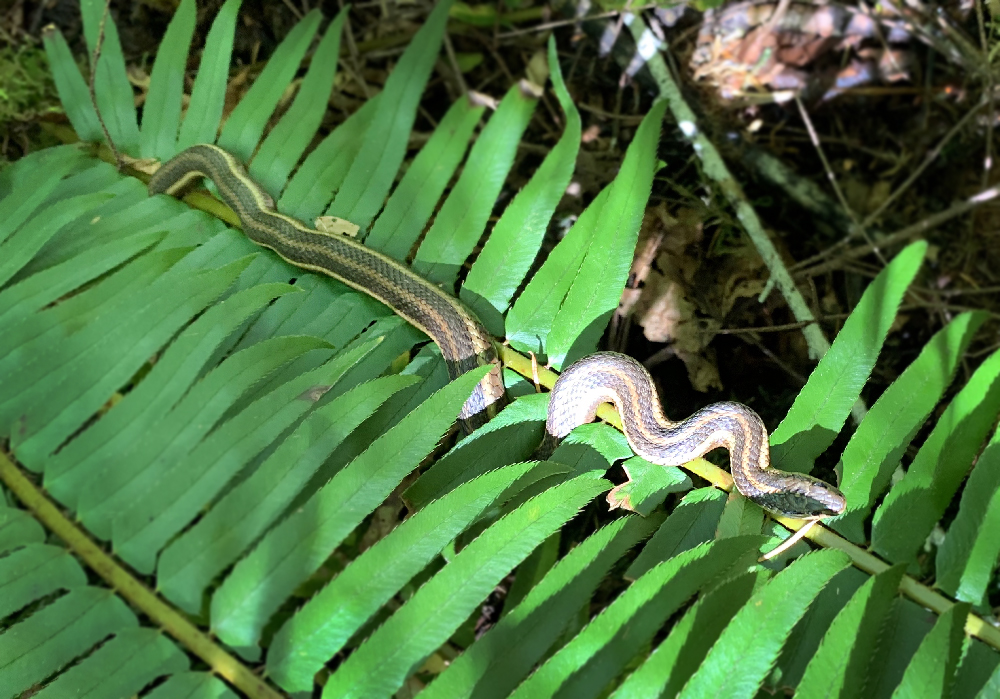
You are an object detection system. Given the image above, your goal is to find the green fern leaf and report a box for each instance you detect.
[626,487,727,580]
[611,571,765,698]
[267,461,540,692]
[250,8,348,194]
[209,365,491,656]
[176,0,242,151]
[140,0,196,159]
[79,0,139,152]
[328,0,453,229]
[0,146,88,244]
[112,338,381,574]
[0,587,137,697]
[0,544,86,619]
[144,672,238,699]
[769,240,927,473]
[831,311,987,542]
[795,564,905,698]
[461,36,582,334]
[412,82,538,286]
[41,29,102,141]
[511,535,766,698]
[322,474,610,699]
[936,438,1000,605]
[366,96,485,261]
[426,514,663,699]
[543,99,667,368]
[31,627,188,699]
[76,334,333,538]
[872,346,1000,564]
[216,9,322,162]
[279,94,380,219]
[890,601,969,698]
[679,549,850,698]
[42,282,298,505]
[0,508,45,552]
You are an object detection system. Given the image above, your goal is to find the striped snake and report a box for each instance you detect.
[148,144,846,519]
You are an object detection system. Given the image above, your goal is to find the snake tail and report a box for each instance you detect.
[545,352,846,518]
[148,144,506,430]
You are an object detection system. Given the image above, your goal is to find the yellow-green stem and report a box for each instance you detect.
[0,452,285,699]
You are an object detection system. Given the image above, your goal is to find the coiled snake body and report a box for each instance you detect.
[149,144,846,519]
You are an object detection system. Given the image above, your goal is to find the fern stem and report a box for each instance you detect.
[0,451,285,699]
[778,513,1000,652]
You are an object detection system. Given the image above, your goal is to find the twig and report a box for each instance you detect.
[794,95,885,265]
[338,0,370,99]
[280,0,304,20]
[442,31,469,96]
[577,102,646,125]
[88,0,120,166]
[494,5,658,40]
[736,332,808,385]
[862,98,986,229]
[622,13,832,362]
[797,185,1000,279]
[790,100,985,274]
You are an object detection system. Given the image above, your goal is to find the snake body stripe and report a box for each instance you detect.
[546,353,846,517]
[148,144,505,428]
[149,145,846,518]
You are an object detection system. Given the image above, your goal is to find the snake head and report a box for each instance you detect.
[753,473,847,519]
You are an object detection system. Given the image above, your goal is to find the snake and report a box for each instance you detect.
[148,143,846,519]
